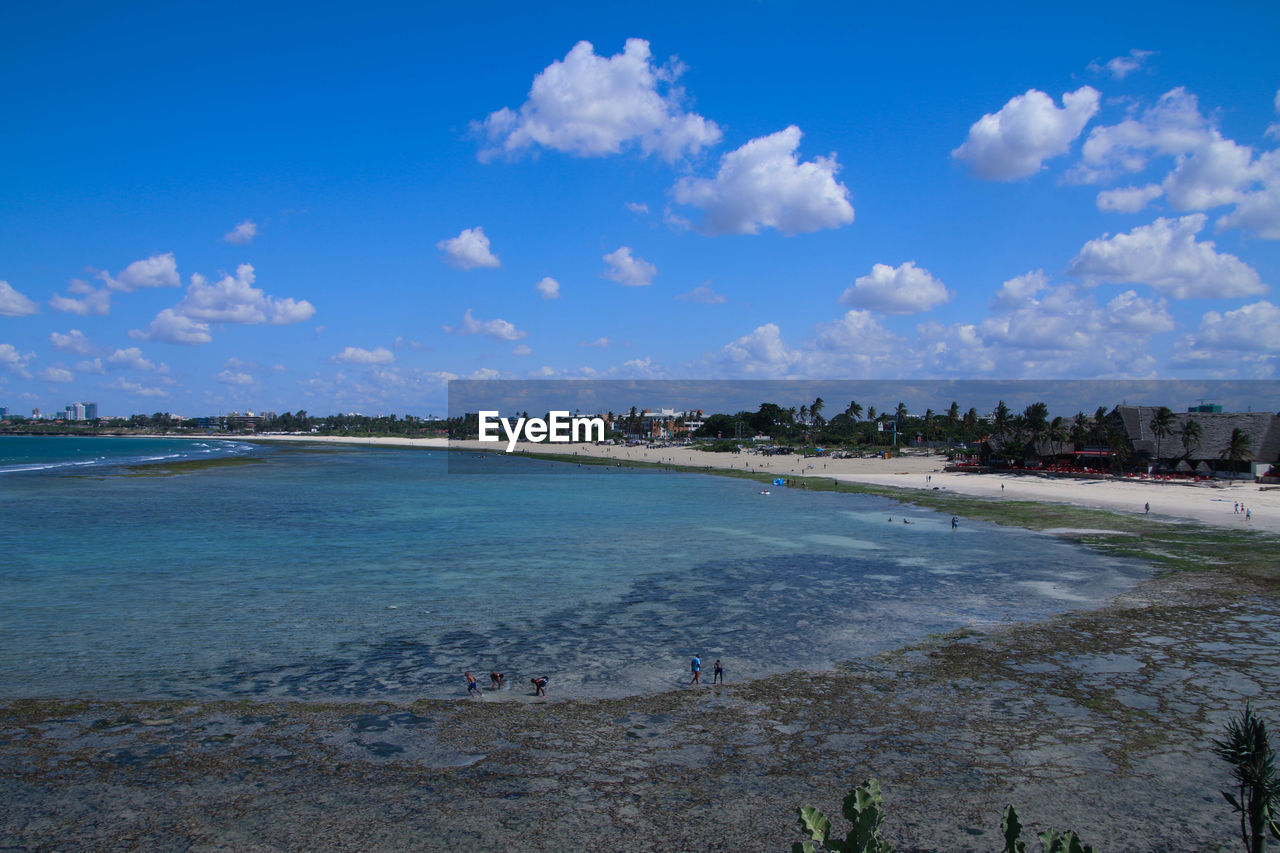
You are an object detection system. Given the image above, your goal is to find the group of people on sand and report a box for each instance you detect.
[464,670,549,698]
[688,655,724,686]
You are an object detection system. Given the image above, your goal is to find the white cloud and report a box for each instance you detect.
[102,252,181,292]
[953,86,1100,180]
[1088,49,1156,80]
[992,270,1050,308]
[217,370,255,385]
[1096,184,1164,213]
[1215,150,1280,239]
[580,337,610,348]
[1161,132,1257,210]
[1268,89,1280,139]
[224,220,258,245]
[1105,289,1176,334]
[0,281,39,317]
[675,284,727,304]
[176,264,316,326]
[105,347,164,372]
[437,227,500,270]
[1193,301,1280,351]
[838,262,951,314]
[535,276,561,299]
[104,378,169,398]
[512,344,532,357]
[716,323,802,377]
[1074,87,1210,185]
[443,308,527,341]
[49,280,111,316]
[75,358,105,374]
[671,126,855,235]
[0,344,34,377]
[624,202,650,214]
[50,329,95,355]
[476,38,721,162]
[602,247,657,286]
[37,366,74,383]
[130,309,213,345]
[705,311,903,379]
[1068,214,1266,298]
[330,346,395,365]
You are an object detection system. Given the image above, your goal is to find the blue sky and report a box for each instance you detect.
[2,1,1279,417]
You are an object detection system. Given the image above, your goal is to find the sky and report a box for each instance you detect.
[2,1,1279,418]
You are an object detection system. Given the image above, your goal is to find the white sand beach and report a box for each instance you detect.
[245,434,1280,533]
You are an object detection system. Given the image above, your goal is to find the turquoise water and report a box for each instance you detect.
[0,437,1152,700]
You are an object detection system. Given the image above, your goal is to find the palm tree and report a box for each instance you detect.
[810,397,825,428]
[993,400,1011,439]
[894,402,908,424]
[1221,427,1255,475]
[1179,418,1203,464]
[963,407,978,443]
[946,401,960,445]
[846,400,862,422]
[1049,416,1069,456]
[1149,406,1175,470]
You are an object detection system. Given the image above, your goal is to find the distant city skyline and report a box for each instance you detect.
[2,2,1278,417]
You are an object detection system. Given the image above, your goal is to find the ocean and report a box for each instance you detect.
[0,436,1151,700]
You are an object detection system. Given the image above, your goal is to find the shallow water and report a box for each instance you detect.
[0,438,1153,700]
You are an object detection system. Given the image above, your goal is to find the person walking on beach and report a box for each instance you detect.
[464,671,480,697]
[690,654,702,685]
[713,659,724,684]
[531,676,549,696]
[1144,502,1150,514]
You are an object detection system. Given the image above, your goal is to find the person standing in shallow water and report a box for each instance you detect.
[713,659,724,684]
[690,654,701,685]
[464,671,480,697]
[531,676,548,696]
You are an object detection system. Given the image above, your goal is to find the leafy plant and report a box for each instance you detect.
[795,784,1094,853]
[1213,705,1280,853]
[794,779,894,853]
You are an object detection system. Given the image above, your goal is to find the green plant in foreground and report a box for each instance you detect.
[1213,705,1280,853]
[794,779,894,853]
[794,783,1094,853]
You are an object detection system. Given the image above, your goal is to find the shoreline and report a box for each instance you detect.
[235,433,1279,533]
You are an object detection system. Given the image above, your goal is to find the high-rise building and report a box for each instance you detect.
[0,406,8,419]
[84,402,98,420]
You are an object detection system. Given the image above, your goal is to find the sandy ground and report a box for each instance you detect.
[246,434,1280,533]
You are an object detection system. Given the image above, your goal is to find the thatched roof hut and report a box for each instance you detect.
[1114,405,1280,473]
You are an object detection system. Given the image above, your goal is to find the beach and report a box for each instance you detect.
[5,434,1279,851]
[245,433,1280,533]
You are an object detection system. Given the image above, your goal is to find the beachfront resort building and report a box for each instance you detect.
[1113,405,1279,479]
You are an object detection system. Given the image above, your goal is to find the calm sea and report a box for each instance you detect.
[0,436,1151,700]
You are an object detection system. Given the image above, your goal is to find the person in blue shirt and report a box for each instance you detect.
[690,655,701,685]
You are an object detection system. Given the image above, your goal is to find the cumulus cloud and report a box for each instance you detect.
[0,344,34,376]
[675,284,727,304]
[670,126,855,235]
[580,337,611,348]
[217,370,255,385]
[443,308,527,341]
[602,247,657,286]
[476,38,721,162]
[1088,49,1156,80]
[992,270,1050,308]
[130,309,212,346]
[49,279,111,316]
[99,252,181,292]
[1192,301,1280,351]
[535,276,561,299]
[330,346,395,365]
[437,227,500,270]
[512,344,532,357]
[131,264,314,344]
[1068,214,1266,298]
[624,202,650,214]
[104,378,169,398]
[0,281,39,317]
[1097,184,1165,213]
[224,220,258,245]
[50,329,95,355]
[37,366,74,383]
[105,347,164,372]
[1073,87,1209,185]
[838,262,951,314]
[1215,150,1280,238]
[953,86,1100,180]
[176,264,315,325]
